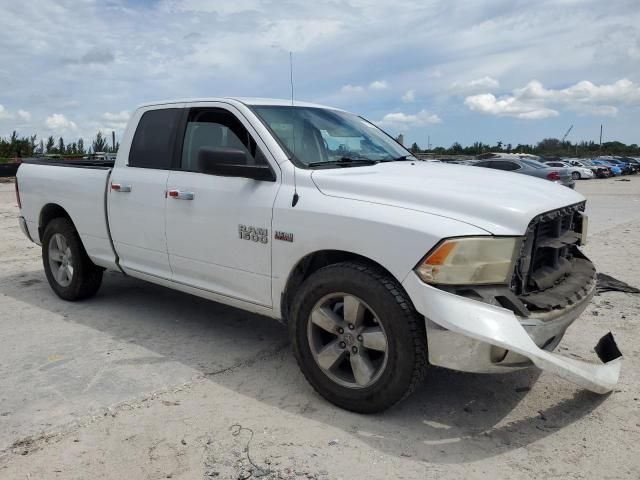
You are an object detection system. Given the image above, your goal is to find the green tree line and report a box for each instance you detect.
[0,131,118,160]
[410,138,640,157]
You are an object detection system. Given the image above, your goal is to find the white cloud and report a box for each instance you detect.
[340,80,388,95]
[514,79,640,106]
[401,89,415,103]
[340,84,365,94]
[464,93,559,119]
[465,78,640,119]
[377,109,442,130]
[0,105,13,120]
[101,110,130,130]
[450,76,499,93]
[163,0,263,15]
[369,80,387,90]
[0,106,30,122]
[45,114,78,132]
[103,110,130,122]
[17,109,31,122]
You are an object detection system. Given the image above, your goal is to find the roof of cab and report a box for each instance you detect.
[136,97,342,110]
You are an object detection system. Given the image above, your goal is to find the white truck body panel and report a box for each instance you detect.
[311,161,585,235]
[109,166,171,278]
[16,97,621,396]
[108,103,181,278]
[166,169,279,306]
[17,163,116,269]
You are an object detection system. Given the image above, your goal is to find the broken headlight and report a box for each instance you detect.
[415,237,522,285]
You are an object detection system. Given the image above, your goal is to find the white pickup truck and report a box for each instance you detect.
[16,98,621,412]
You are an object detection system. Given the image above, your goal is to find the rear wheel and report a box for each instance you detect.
[42,218,103,301]
[290,261,428,413]
[572,171,580,180]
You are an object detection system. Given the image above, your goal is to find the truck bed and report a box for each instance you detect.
[17,162,117,270]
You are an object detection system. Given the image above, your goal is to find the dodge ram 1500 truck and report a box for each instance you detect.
[16,98,622,412]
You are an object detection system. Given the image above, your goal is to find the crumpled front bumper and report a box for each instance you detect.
[402,272,622,394]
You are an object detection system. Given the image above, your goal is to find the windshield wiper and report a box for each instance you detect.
[380,155,415,162]
[308,157,379,168]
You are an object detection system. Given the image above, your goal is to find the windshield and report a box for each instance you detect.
[250,105,415,167]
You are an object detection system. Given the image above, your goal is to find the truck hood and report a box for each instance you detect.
[311,162,586,235]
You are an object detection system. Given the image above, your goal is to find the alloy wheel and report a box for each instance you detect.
[307,293,389,389]
[48,233,74,287]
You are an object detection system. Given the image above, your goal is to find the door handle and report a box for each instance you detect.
[111,183,132,192]
[168,189,195,200]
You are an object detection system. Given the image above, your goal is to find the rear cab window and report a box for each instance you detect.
[129,108,181,169]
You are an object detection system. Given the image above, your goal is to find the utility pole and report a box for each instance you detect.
[599,125,603,153]
[112,131,116,152]
[427,135,431,151]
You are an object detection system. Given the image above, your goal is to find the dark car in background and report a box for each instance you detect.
[624,157,640,172]
[612,157,639,174]
[474,157,575,188]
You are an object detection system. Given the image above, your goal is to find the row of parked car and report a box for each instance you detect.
[442,154,639,189]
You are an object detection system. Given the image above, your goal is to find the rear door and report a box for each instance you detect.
[164,103,280,306]
[108,106,183,278]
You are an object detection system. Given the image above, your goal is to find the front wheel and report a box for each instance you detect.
[290,262,428,413]
[572,171,580,180]
[42,218,103,301]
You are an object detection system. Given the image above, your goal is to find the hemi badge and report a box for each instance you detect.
[274,231,294,242]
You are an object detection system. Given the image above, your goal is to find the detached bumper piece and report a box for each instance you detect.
[403,274,623,394]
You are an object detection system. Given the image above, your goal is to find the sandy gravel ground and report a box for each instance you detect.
[0,176,639,479]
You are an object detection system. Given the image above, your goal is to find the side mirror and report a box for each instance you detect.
[197,147,275,182]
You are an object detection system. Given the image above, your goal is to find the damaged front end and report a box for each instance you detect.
[403,202,622,394]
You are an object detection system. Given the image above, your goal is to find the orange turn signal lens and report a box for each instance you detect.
[424,240,458,265]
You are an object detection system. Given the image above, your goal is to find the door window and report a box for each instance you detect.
[128,108,181,169]
[490,160,520,171]
[180,109,267,172]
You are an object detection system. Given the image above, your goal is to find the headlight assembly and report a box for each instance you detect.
[415,237,522,285]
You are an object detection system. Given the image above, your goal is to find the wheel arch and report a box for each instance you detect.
[280,249,407,325]
[38,203,75,242]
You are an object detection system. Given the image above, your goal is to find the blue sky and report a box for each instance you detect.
[1,0,639,149]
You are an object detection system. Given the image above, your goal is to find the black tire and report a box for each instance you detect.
[571,171,580,180]
[290,261,428,413]
[42,217,103,301]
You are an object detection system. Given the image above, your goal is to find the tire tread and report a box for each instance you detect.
[42,218,103,301]
[290,261,428,412]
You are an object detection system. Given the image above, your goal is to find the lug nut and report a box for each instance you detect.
[348,324,355,330]
[339,341,346,348]
[357,335,363,342]
[351,346,358,353]
[338,327,344,334]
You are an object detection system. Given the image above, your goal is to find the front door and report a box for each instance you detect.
[165,104,279,306]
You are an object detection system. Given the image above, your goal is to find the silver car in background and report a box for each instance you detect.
[474,157,575,188]
[545,160,594,180]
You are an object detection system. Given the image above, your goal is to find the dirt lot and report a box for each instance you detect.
[0,177,639,479]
